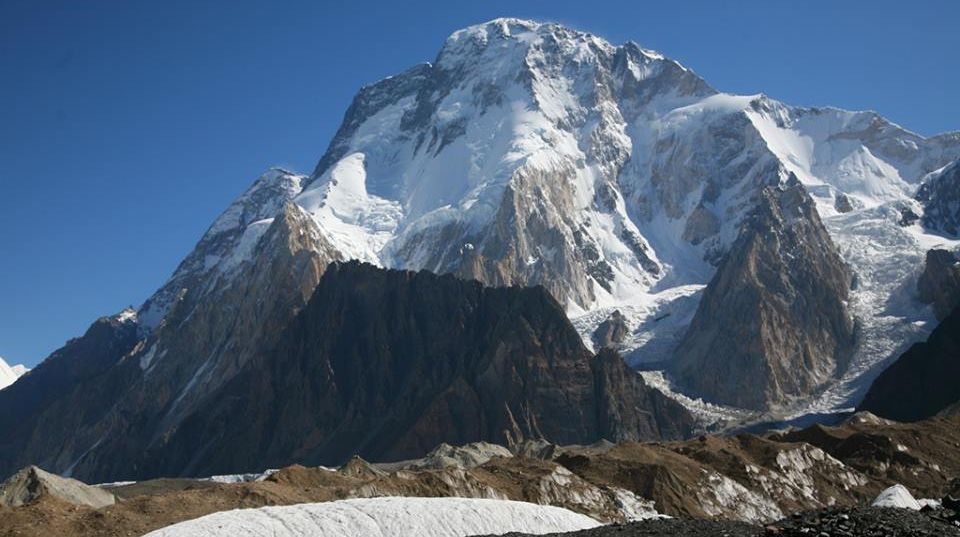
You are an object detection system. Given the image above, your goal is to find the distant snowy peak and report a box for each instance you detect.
[0,357,28,391]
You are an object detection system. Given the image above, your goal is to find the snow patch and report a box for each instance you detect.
[872,484,922,510]
[143,497,601,537]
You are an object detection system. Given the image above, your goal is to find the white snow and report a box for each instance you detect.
[697,470,783,523]
[142,497,602,537]
[871,484,922,510]
[296,152,402,264]
[0,356,28,391]
[201,469,279,484]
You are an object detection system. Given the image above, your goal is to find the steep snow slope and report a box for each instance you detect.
[143,497,601,537]
[0,357,28,391]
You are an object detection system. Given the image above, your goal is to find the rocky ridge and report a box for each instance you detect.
[673,179,855,409]
[0,262,693,482]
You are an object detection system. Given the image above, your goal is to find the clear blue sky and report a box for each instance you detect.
[2,0,958,367]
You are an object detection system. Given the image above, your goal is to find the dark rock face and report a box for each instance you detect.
[0,316,139,478]
[139,262,693,478]
[834,192,854,213]
[917,249,960,321]
[1,262,692,482]
[0,202,338,483]
[917,160,960,236]
[898,204,920,226]
[857,304,960,421]
[673,179,856,410]
[592,310,630,350]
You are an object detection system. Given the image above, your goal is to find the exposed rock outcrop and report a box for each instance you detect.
[592,310,630,350]
[917,159,960,236]
[673,179,856,410]
[857,304,960,421]
[917,249,960,320]
[0,466,115,508]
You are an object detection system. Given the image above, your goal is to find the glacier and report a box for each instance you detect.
[142,497,602,537]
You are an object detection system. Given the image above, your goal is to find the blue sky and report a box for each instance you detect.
[1,0,958,367]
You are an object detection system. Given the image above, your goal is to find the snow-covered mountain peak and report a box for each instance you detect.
[119,18,960,421]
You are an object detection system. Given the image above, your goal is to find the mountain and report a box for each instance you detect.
[0,262,692,482]
[857,303,960,421]
[673,179,855,409]
[165,19,959,417]
[2,17,960,480]
[268,18,959,414]
[0,357,28,391]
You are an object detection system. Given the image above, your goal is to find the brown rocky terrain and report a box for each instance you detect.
[2,414,958,537]
[778,414,960,499]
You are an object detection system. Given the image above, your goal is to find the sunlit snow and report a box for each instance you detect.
[142,497,601,537]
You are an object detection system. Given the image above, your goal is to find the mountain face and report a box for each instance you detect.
[917,160,960,237]
[135,262,692,478]
[857,303,960,421]
[0,358,28,391]
[0,315,140,480]
[673,180,855,409]
[3,18,960,481]
[917,249,960,321]
[0,262,692,481]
